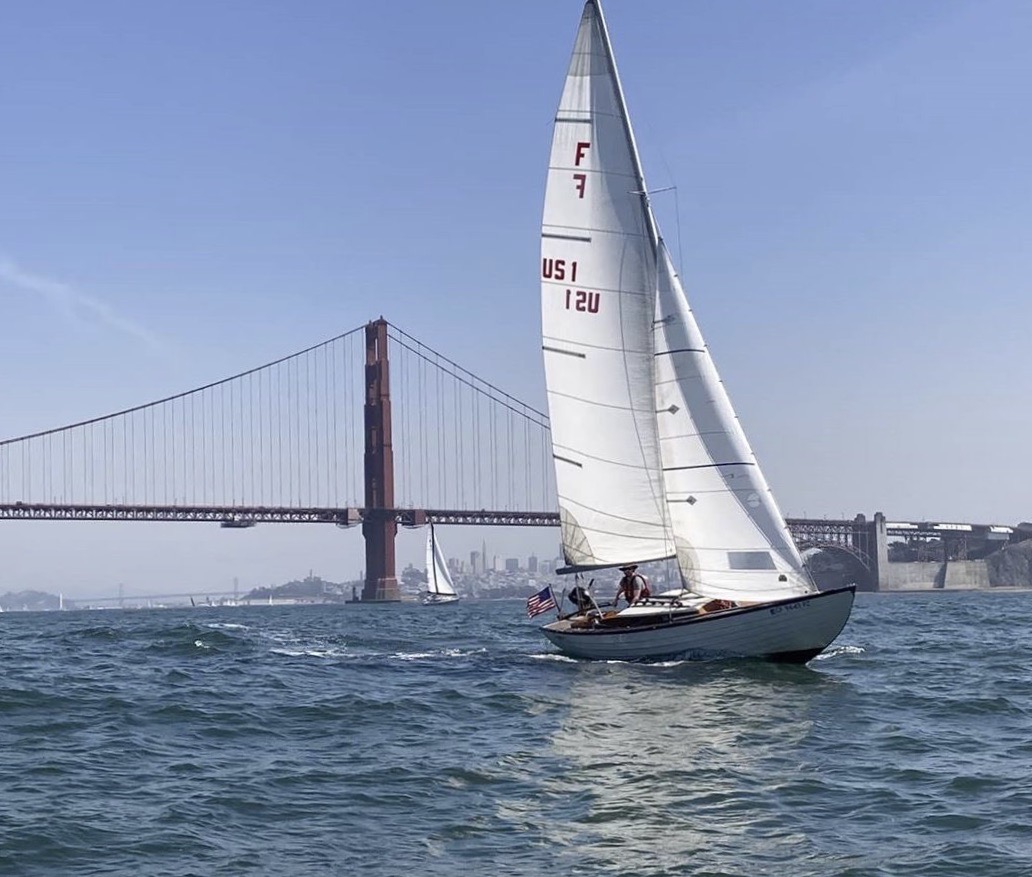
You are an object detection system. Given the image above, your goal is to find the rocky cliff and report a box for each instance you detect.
[986,540,1032,587]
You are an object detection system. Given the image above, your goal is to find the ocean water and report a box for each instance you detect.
[2,591,1031,877]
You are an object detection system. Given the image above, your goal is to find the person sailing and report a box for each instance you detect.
[613,564,650,608]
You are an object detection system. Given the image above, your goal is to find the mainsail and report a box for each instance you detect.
[426,524,457,597]
[541,0,672,570]
[542,1,814,601]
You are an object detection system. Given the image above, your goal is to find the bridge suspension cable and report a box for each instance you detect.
[0,318,558,516]
[385,322,555,514]
[0,324,370,509]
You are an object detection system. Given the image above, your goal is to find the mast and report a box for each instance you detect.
[428,524,439,594]
[591,0,661,254]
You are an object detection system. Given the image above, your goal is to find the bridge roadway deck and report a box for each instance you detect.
[0,502,1006,542]
[0,502,850,530]
[0,503,564,527]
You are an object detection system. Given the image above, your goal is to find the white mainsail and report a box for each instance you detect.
[543,1,815,600]
[541,0,672,570]
[425,524,457,597]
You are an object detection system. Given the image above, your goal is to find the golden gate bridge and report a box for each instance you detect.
[0,318,559,601]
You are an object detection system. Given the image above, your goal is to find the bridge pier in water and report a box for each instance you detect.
[360,318,400,602]
[866,512,889,590]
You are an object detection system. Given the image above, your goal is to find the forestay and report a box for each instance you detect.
[540,0,673,570]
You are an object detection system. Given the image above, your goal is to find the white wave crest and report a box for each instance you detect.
[813,644,865,660]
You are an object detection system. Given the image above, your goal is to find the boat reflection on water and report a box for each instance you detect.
[534,662,843,873]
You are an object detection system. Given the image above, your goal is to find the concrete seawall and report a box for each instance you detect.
[880,562,942,591]
[858,512,1028,591]
[944,560,991,589]
[879,559,992,591]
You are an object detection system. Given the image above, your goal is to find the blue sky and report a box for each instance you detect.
[2,0,1030,596]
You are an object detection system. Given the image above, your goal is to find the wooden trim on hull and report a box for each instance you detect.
[540,585,855,662]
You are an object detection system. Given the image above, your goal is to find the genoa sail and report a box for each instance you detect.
[653,242,813,601]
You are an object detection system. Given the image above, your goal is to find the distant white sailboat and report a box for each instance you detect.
[423,524,460,606]
[536,0,854,662]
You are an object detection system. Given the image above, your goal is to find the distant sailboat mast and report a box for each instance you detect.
[427,523,440,594]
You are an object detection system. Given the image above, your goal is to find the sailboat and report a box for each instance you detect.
[537,1,854,662]
[423,523,460,606]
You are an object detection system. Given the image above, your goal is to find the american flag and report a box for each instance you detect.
[526,585,557,619]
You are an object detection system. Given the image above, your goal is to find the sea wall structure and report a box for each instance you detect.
[861,512,1031,592]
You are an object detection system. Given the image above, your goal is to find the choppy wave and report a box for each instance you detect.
[1,593,1032,876]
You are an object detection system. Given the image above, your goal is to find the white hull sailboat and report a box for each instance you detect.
[537,1,854,663]
[422,523,460,606]
[542,587,854,662]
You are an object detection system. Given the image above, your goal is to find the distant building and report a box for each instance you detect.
[470,550,481,575]
[528,554,538,574]
[505,557,520,573]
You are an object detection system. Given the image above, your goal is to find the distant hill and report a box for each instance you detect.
[244,574,356,603]
[0,590,61,611]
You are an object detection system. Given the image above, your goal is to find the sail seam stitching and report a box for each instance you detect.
[547,389,656,412]
[542,224,648,239]
[543,279,648,297]
[556,496,672,529]
[553,442,667,471]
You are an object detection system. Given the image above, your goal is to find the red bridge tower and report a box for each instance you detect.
[361,318,400,602]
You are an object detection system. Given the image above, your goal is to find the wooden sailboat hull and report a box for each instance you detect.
[540,586,855,663]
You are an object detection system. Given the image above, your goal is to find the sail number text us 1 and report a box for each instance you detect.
[542,259,600,314]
